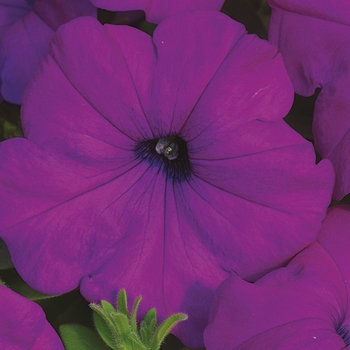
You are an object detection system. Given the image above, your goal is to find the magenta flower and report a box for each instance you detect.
[0,12,334,348]
[0,284,64,349]
[204,204,350,350]
[0,0,96,104]
[90,0,225,23]
[267,0,350,199]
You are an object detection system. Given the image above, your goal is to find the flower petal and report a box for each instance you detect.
[204,240,347,349]
[181,31,294,141]
[312,74,350,199]
[268,2,350,96]
[268,0,350,26]
[0,285,64,349]
[89,0,224,24]
[232,320,345,350]
[34,0,96,31]
[0,11,53,104]
[189,119,333,224]
[317,205,350,322]
[0,138,144,293]
[49,17,154,141]
[22,54,136,157]
[81,176,228,349]
[147,11,250,135]
[0,0,32,36]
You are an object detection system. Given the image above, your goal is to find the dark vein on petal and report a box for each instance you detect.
[192,172,292,216]
[106,30,155,139]
[186,179,241,233]
[178,30,247,135]
[190,142,308,161]
[0,159,144,233]
[51,58,139,143]
[125,170,160,291]
[184,114,224,144]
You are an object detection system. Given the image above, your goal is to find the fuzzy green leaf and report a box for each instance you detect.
[151,313,188,350]
[131,296,142,333]
[91,305,118,349]
[101,300,117,317]
[59,324,108,350]
[139,308,157,347]
[117,289,130,317]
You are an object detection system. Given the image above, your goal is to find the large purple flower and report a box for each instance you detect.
[0,284,64,349]
[0,0,96,104]
[267,0,350,199]
[90,0,225,23]
[0,12,334,348]
[204,205,350,350]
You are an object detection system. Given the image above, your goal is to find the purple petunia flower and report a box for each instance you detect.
[0,12,334,348]
[267,0,350,199]
[0,284,64,349]
[204,204,350,350]
[89,0,225,24]
[0,0,96,104]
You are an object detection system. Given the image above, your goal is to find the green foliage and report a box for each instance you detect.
[59,324,107,350]
[90,289,188,350]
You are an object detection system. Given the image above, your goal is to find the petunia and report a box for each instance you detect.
[204,204,350,350]
[0,284,64,349]
[0,12,334,348]
[267,0,350,199]
[0,0,96,104]
[89,0,225,24]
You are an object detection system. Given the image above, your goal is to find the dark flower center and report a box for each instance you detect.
[135,135,191,181]
[337,324,350,347]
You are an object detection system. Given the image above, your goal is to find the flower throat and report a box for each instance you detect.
[135,135,191,182]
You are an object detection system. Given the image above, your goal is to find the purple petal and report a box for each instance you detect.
[267,1,350,198]
[90,0,225,24]
[81,177,229,348]
[0,13,335,348]
[181,31,294,136]
[0,0,96,104]
[0,285,64,349]
[313,74,350,199]
[0,0,33,36]
[22,54,136,154]
[147,12,252,135]
[0,11,53,104]
[0,137,143,294]
[268,0,350,26]
[34,0,96,31]
[317,205,350,324]
[204,240,348,349]
[48,17,154,141]
[268,1,350,96]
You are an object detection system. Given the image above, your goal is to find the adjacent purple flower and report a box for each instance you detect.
[204,205,350,350]
[267,0,350,199]
[90,0,225,23]
[0,284,64,349]
[0,0,96,104]
[0,12,334,348]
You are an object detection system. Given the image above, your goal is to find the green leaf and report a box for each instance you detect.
[101,300,118,317]
[110,313,141,350]
[139,308,157,347]
[59,324,108,350]
[91,304,118,349]
[112,313,132,340]
[130,296,142,333]
[117,289,130,317]
[151,313,188,350]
